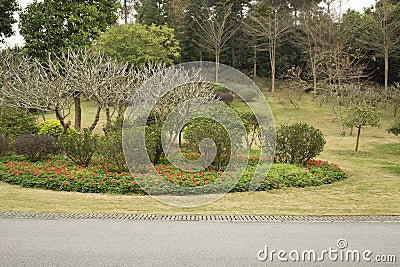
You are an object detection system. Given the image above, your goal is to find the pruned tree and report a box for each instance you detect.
[1,50,74,133]
[60,49,139,132]
[342,104,380,151]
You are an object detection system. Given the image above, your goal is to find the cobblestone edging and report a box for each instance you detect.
[1,211,399,222]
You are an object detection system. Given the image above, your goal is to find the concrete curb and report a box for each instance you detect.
[1,211,399,222]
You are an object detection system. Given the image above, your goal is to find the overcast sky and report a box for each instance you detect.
[2,0,377,48]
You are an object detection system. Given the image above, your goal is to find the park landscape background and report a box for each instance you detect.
[0,0,399,215]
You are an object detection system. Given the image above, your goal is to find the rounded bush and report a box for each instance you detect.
[14,134,56,161]
[37,120,77,138]
[275,122,326,165]
[0,134,9,156]
[239,88,257,102]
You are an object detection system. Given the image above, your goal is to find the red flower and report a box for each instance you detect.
[131,181,138,185]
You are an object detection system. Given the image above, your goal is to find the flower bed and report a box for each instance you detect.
[0,156,348,195]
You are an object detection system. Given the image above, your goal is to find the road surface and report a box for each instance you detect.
[0,218,399,266]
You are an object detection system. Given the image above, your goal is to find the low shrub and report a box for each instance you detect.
[98,131,127,172]
[37,120,77,138]
[212,84,230,93]
[14,134,56,161]
[239,88,257,102]
[275,122,326,165]
[388,119,400,136]
[58,129,99,166]
[0,134,9,156]
[0,108,37,139]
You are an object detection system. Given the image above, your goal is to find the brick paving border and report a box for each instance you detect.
[0,211,399,222]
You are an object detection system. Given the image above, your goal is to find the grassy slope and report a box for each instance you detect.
[0,91,399,215]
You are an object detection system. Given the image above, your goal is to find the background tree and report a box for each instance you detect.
[96,23,180,66]
[345,0,400,91]
[192,1,238,82]
[245,0,294,95]
[19,0,121,60]
[0,0,19,42]
[134,0,172,26]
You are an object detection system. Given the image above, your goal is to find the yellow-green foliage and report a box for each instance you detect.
[37,120,78,138]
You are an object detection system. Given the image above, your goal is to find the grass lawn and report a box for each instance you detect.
[1,90,399,215]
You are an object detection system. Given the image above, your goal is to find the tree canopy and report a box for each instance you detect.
[0,0,19,42]
[19,0,121,59]
[96,23,180,66]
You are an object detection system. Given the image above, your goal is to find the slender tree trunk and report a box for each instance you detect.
[270,42,276,95]
[89,106,101,132]
[215,50,220,83]
[73,92,81,131]
[384,47,389,92]
[355,126,361,152]
[253,46,257,81]
[124,0,128,24]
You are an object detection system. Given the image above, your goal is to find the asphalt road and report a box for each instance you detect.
[0,219,399,267]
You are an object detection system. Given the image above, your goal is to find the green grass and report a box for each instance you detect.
[1,91,399,215]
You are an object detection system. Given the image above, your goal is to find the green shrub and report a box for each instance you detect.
[239,88,257,102]
[388,119,400,136]
[37,120,77,138]
[145,124,163,165]
[58,129,98,166]
[14,134,56,161]
[0,134,9,156]
[275,122,326,165]
[183,105,244,169]
[0,108,37,139]
[98,131,127,172]
[212,84,229,93]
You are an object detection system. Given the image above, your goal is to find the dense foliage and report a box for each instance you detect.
[14,134,56,161]
[58,129,99,166]
[19,0,120,59]
[275,122,326,165]
[0,134,8,156]
[0,0,19,42]
[0,108,37,139]
[96,23,180,65]
[0,155,347,195]
[37,120,78,138]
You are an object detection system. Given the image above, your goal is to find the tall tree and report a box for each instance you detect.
[19,0,120,60]
[134,0,172,26]
[19,0,121,131]
[0,0,19,42]
[192,1,238,82]
[245,0,294,95]
[345,0,400,91]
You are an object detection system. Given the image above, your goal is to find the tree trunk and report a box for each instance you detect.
[124,0,128,24]
[215,51,220,83]
[355,126,361,152]
[384,47,389,92]
[73,92,81,131]
[89,105,101,132]
[253,46,257,81]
